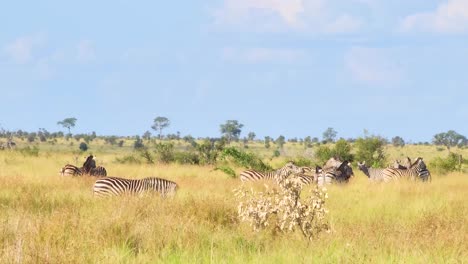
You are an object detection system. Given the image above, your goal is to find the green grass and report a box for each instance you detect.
[0,145,467,263]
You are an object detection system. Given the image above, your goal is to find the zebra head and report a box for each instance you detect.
[277,161,302,178]
[357,161,370,178]
[335,160,353,182]
[392,160,407,169]
[82,155,96,173]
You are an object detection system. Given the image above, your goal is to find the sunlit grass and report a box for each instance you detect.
[0,150,467,263]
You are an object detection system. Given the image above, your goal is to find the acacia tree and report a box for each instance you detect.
[57,118,77,135]
[322,127,337,143]
[433,130,467,152]
[151,117,170,140]
[220,120,243,144]
[391,136,405,147]
[247,132,256,142]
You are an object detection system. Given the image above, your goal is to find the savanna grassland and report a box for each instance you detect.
[0,140,467,263]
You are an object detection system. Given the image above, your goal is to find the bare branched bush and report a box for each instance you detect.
[233,178,330,240]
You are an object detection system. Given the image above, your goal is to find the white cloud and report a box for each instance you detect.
[3,33,46,64]
[222,47,305,63]
[345,47,401,85]
[213,0,362,33]
[76,40,96,62]
[401,0,468,33]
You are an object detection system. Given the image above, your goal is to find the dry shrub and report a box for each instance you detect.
[233,178,330,240]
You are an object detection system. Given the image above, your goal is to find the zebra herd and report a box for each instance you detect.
[60,155,108,177]
[357,157,431,182]
[60,155,178,197]
[239,156,431,187]
[59,154,430,198]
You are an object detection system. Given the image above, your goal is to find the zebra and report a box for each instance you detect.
[82,155,97,173]
[382,157,431,182]
[357,161,386,182]
[323,157,354,182]
[317,161,351,186]
[89,166,107,177]
[292,166,322,185]
[93,176,178,197]
[60,164,83,177]
[239,161,303,184]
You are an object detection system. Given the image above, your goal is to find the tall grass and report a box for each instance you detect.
[0,151,467,263]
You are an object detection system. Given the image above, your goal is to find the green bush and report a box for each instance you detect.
[154,142,175,163]
[314,139,354,165]
[354,136,386,167]
[429,153,464,175]
[221,147,272,172]
[79,142,88,152]
[173,152,200,165]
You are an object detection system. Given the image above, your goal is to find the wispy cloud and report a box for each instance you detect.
[3,33,46,64]
[222,47,305,63]
[212,0,363,33]
[345,47,402,85]
[401,0,468,33]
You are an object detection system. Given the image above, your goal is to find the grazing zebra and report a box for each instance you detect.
[323,157,354,182]
[93,177,178,197]
[239,161,303,184]
[89,166,107,177]
[82,155,97,173]
[382,157,431,182]
[357,161,386,182]
[317,161,350,186]
[292,166,322,185]
[60,164,83,177]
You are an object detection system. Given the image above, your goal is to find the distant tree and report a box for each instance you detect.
[311,137,319,143]
[433,130,467,152]
[264,136,271,149]
[151,117,170,140]
[322,127,337,143]
[220,120,244,143]
[391,136,405,147]
[276,135,286,149]
[118,140,124,147]
[304,136,312,148]
[133,136,145,149]
[57,117,77,135]
[247,132,256,141]
[79,142,88,152]
[143,131,152,141]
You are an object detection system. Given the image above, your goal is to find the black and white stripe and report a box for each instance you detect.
[317,161,351,186]
[93,176,178,197]
[382,157,431,182]
[292,166,322,185]
[60,164,83,177]
[240,161,303,183]
[89,166,107,177]
[357,161,386,182]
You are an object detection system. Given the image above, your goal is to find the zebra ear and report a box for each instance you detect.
[315,166,322,173]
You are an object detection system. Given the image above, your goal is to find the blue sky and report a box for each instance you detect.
[1,0,467,142]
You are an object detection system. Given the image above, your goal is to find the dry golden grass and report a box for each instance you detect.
[0,148,467,263]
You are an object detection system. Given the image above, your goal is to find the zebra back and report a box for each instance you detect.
[89,166,107,177]
[93,177,178,197]
[239,161,302,183]
[317,161,351,186]
[357,161,386,182]
[60,164,83,176]
[382,157,430,182]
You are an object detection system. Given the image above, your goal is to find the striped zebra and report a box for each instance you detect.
[89,166,107,177]
[357,161,386,182]
[239,161,303,184]
[292,166,322,185]
[382,157,431,182]
[317,161,351,186]
[82,155,96,173]
[60,164,83,177]
[93,176,178,197]
[323,157,354,182]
